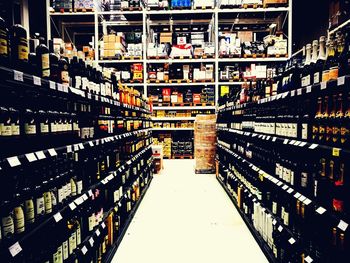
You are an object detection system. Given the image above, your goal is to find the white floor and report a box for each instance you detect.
[111,159,269,263]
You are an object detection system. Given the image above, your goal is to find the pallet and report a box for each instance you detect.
[129,79,143,83]
[100,55,123,61]
[193,54,215,59]
[74,8,94,12]
[193,102,215,107]
[263,3,288,8]
[172,154,193,159]
[195,168,215,174]
[219,54,242,58]
[163,156,171,159]
[168,79,190,84]
[122,56,142,60]
[147,79,168,83]
[219,79,241,83]
[121,7,142,11]
[243,53,266,58]
[242,3,263,9]
[170,6,192,10]
[171,102,192,107]
[52,8,73,13]
[193,6,214,10]
[220,5,240,9]
[171,55,193,60]
[192,79,214,83]
[147,6,168,10]
[266,54,289,58]
[154,103,171,107]
[147,56,169,60]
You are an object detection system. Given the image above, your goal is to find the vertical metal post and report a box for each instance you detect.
[143,8,147,97]
[46,0,51,40]
[214,7,219,108]
[20,0,30,33]
[94,9,99,63]
[288,0,292,58]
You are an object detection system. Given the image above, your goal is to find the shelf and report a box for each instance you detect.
[217,127,350,159]
[152,127,194,131]
[218,75,350,112]
[147,58,216,63]
[98,59,144,64]
[5,144,153,260]
[219,81,255,85]
[152,117,196,121]
[147,82,214,86]
[49,12,95,16]
[153,106,216,110]
[218,7,289,13]
[2,128,152,170]
[218,57,289,62]
[217,142,350,234]
[97,10,144,15]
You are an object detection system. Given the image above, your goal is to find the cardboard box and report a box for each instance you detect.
[160,33,172,44]
[193,94,201,104]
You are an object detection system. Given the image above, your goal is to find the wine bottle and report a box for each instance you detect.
[339,25,350,77]
[302,44,312,87]
[9,24,29,72]
[0,16,9,66]
[314,36,326,84]
[36,37,50,79]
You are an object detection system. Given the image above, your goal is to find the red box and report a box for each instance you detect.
[193,93,201,104]
[162,88,171,102]
[133,63,143,72]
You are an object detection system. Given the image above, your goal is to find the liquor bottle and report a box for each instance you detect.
[49,40,60,83]
[333,94,344,146]
[70,56,81,89]
[9,24,29,72]
[310,39,318,85]
[312,97,323,141]
[332,162,345,214]
[0,16,9,66]
[319,96,330,142]
[302,44,312,87]
[58,56,70,85]
[314,36,326,84]
[36,37,50,79]
[323,37,339,82]
[339,25,350,77]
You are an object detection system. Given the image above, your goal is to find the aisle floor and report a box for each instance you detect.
[112,160,269,263]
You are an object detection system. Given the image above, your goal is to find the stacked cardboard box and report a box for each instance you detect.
[102,34,126,58]
[194,114,216,173]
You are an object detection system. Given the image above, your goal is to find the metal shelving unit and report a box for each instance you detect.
[45,0,292,134]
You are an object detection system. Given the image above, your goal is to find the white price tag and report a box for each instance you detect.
[48,148,57,156]
[69,202,77,211]
[82,246,88,255]
[33,76,41,86]
[54,212,63,223]
[337,76,345,86]
[35,151,46,160]
[306,85,312,93]
[95,229,100,236]
[287,188,293,194]
[278,226,283,232]
[338,220,349,232]
[82,194,88,201]
[25,153,37,162]
[101,222,106,229]
[298,195,307,202]
[297,88,302,95]
[67,145,72,153]
[79,143,84,149]
[282,185,288,190]
[88,141,94,147]
[49,80,56,90]
[7,156,21,167]
[303,199,312,205]
[316,206,326,215]
[288,238,296,245]
[13,70,23,82]
[304,256,313,263]
[8,242,22,257]
[294,192,301,199]
[88,190,93,197]
[74,144,79,151]
[89,237,94,246]
[118,202,122,207]
[299,142,307,147]
[309,144,319,149]
[320,81,327,90]
[291,90,295,97]
[272,219,277,225]
[57,83,63,91]
[272,137,277,142]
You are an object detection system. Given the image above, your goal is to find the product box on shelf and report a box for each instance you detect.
[193,0,215,8]
[160,33,173,44]
[263,0,287,5]
[74,0,94,10]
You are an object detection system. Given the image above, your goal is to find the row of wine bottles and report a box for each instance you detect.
[0,136,153,262]
[217,147,348,263]
[220,84,350,149]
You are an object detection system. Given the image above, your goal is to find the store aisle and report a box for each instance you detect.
[111,159,269,263]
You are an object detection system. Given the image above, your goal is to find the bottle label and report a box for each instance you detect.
[14,206,25,234]
[25,123,36,135]
[76,226,81,245]
[42,53,50,77]
[50,122,57,133]
[24,199,35,224]
[40,123,49,133]
[69,232,76,255]
[88,214,95,231]
[329,66,339,80]
[56,245,63,263]
[82,77,89,90]
[77,180,83,195]
[51,191,57,207]
[314,72,320,84]
[302,123,308,140]
[36,196,45,216]
[73,122,79,131]
[333,198,344,212]
[81,127,90,139]
[61,71,69,83]
[1,123,12,136]
[301,172,308,188]
[44,191,52,214]
[70,178,77,197]
[283,211,289,226]
[18,44,29,61]
[58,187,64,203]
[62,240,69,260]
[11,123,20,136]
[1,215,14,237]
[290,170,294,185]
[66,182,72,197]
[75,76,82,89]
[0,38,8,55]
[114,189,120,203]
